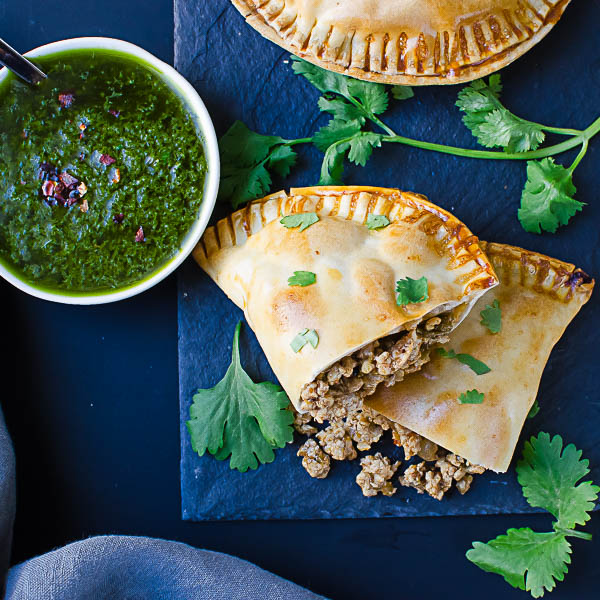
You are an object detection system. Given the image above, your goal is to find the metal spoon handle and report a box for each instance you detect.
[0,37,47,84]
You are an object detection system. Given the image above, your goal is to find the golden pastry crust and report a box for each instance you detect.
[195,186,498,409]
[366,241,594,472]
[232,0,570,85]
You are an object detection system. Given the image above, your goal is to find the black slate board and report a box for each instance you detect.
[176,0,600,521]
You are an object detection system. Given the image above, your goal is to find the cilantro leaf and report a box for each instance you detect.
[292,56,351,97]
[187,322,294,472]
[292,56,389,117]
[437,348,491,375]
[477,110,545,153]
[313,119,363,152]
[280,213,319,232]
[480,299,502,333]
[316,126,383,183]
[456,75,544,153]
[366,214,390,230]
[347,132,384,166]
[291,329,309,353]
[291,328,319,352]
[467,528,571,598]
[396,276,429,306]
[456,76,503,139]
[320,142,349,185]
[304,329,319,348]
[347,79,389,115]
[288,271,316,287]
[267,144,297,178]
[518,158,584,234]
[517,432,600,529]
[527,399,540,420]
[317,96,364,123]
[458,389,485,404]
[468,432,598,597]
[218,121,297,208]
[391,85,414,100]
[218,163,272,210]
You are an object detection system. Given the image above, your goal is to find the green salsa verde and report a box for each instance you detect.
[0,49,206,293]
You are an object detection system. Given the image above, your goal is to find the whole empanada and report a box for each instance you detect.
[231,0,570,85]
[366,242,594,472]
[195,186,498,420]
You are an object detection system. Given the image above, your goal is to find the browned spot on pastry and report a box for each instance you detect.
[416,33,428,73]
[396,32,407,72]
[381,33,390,71]
[433,33,441,74]
[472,23,490,55]
[317,26,334,58]
[488,17,502,45]
[458,26,470,61]
[364,34,373,72]
[503,8,524,39]
[271,287,324,331]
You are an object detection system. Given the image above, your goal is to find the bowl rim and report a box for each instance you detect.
[0,36,219,305]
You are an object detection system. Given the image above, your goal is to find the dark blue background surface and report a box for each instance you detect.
[1,1,599,599]
[177,0,599,524]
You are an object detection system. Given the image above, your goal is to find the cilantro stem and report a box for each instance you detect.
[362,110,600,162]
[383,132,586,161]
[554,526,593,541]
[285,137,313,146]
[568,140,588,174]
[369,114,396,137]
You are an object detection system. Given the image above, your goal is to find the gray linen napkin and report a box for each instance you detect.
[0,407,324,600]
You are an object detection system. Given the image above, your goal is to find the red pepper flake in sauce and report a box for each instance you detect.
[109,109,120,118]
[135,226,145,243]
[113,213,125,225]
[79,123,87,139]
[111,168,121,184]
[58,91,75,109]
[59,172,78,188]
[41,180,56,197]
[100,154,116,166]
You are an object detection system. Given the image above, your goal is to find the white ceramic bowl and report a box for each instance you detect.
[0,37,219,304]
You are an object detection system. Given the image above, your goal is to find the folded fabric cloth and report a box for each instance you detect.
[0,408,324,600]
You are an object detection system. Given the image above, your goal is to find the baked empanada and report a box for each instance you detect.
[366,242,594,472]
[195,186,498,422]
[232,0,570,85]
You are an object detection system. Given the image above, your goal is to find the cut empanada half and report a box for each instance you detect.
[195,186,498,421]
[232,0,570,85]
[366,242,594,473]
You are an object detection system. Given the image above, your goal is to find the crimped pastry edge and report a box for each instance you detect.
[231,0,570,85]
[480,241,595,304]
[195,186,498,297]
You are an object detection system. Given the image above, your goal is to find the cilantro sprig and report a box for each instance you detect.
[458,389,485,404]
[396,276,429,306]
[480,299,502,334]
[437,348,491,375]
[187,322,294,472]
[467,432,599,597]
[218,57,599,234]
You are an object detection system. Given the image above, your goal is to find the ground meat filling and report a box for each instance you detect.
[293,314,486,499]
[316,422,357,461]
[298,317,451,423]
[356,453,401,497]
[297,439,331,479]
[292,410,318,437]
[392,423,439,461]
[399,453,486,500]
